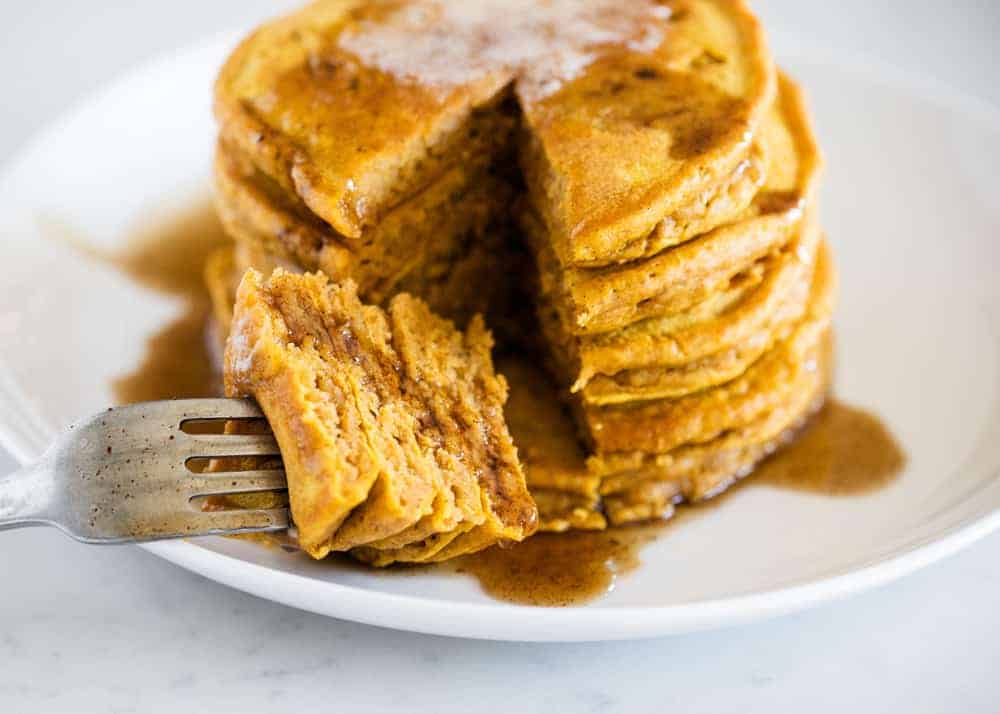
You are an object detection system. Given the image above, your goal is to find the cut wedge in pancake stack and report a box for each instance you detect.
[205,0,839,553]
[224,269,537,564]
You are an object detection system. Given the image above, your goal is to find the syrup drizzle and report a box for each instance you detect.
[108,201,229,404]
[447,398,905,607]
[105,199,906,607]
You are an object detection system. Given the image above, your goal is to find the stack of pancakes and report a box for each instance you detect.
[206,0,837,538]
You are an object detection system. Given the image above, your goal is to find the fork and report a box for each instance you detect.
[0,399,289,543]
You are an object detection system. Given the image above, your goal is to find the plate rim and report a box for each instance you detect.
[1,33,999,641]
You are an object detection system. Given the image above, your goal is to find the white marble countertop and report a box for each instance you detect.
[1,2,998,711]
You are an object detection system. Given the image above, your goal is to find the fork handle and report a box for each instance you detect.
[0,460,55,530]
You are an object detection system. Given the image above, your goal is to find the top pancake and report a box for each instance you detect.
[215,0,514,240]
[520,0,775,266]
[216,0,774,262]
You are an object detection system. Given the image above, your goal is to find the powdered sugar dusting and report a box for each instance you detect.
[337,0,669,102]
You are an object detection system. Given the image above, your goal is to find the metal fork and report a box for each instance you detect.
[0,399,289,543]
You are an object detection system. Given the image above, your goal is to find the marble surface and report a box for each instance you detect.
[1,2,998,711]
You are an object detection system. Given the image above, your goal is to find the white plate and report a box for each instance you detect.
[1,32,999,642]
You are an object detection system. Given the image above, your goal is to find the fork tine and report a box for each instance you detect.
[187,508,291,534]
[186,470,288,496]
[163,398,266,421]
[181,433,281,457]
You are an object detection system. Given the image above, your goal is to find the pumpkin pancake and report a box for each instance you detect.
[577,233,819,387]
[214,0,519,239]
[597,357,829,501]
[556,225,824,404]
[630,139,767,259]
[213,139,514,311]
[225,270,431,555]
[577,243,836,455]
[600,331,832,524]
[224,269,536,560]
[352,302,541,565]
[348,297,501,558]
[580,317,798,406]
[531,73,821,336]
[520,0,775,266]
